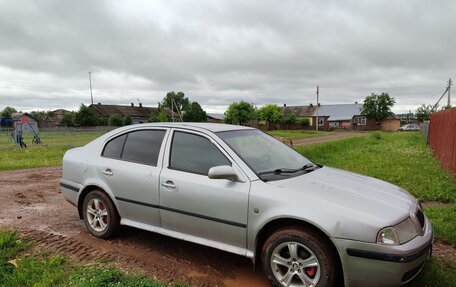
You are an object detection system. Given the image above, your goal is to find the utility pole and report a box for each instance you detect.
[88,72,93,105]
[448,78,452,107]
[316,85,319,131]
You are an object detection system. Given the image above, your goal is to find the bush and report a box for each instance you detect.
[124,116,133,125]
[300,118,310,126]
[97,116,108,126]
[108,114,124,126]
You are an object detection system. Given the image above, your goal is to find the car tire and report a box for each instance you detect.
[82,189,120,239]
[261,227,338,287]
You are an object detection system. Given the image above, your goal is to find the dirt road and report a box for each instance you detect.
[291,132,366,147]
[1,167,454,286]
[0,167,268,287]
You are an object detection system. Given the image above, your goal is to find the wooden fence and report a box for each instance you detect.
[429,107,456,176]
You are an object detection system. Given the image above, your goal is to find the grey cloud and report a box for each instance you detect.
[0,0,454,113]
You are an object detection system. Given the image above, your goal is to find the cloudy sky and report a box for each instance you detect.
[0,0,454,114]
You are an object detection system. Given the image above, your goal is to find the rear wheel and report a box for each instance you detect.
[82,190,119,239]
[261,227,337,287]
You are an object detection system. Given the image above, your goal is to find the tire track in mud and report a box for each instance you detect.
[19,229,116,263]
[17,228,236,286]
[0,167,269,287]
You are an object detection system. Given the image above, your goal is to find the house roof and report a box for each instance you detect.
[282,105,317,117]
[313,104,363,121]
[90,103,176,118]
[207,113,225,120]
[11,112,38,121]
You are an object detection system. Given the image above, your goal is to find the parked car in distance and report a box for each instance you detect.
[398,124,420,132]
[61,123,433,287]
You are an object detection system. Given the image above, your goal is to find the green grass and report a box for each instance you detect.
[296,132,456,203]
[267,129,332,140]
[0,131,104,171]
[0,230,27,262]
[424,205,456,245]
[295,132,456,286]
[407,257,456,287]
[0,230,183,287]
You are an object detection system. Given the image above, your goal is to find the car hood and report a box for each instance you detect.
[267,166,417,225]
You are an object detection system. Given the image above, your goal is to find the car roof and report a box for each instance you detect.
[118,122,254,133]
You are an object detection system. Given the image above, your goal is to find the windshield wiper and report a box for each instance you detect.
[258,163,317,176]
[258,168,298,176]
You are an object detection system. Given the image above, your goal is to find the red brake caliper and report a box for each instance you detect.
[99,202,108,224]
[305,267,317,278]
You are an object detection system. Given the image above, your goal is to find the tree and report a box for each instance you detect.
[162,91,189,115]
[108,114,124,126]
[282,111,298,125]
[224,101,256,125]
[415,104,433,123]
[60,112,75,127]
[183,102,207,122]
[361,93,396,124]
[73,104,98,126]
[0,106,17,118]
[149,107,170,122]
[258,104,283,129]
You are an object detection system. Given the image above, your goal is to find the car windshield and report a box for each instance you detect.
[217,129,318,181]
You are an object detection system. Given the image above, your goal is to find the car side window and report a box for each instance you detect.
[170,131,231,175]
[122,130,166,166]
[102,134,127,159]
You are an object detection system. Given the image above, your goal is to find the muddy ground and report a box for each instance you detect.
[0,167,454,286]
[0,167,268,287]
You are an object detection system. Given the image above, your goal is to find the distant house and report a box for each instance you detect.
[312,104,365,130]
[90,103,176,124]
[311,103,400,131]
[282,104,317,126]
[51,109,71,126]
[281,103,400,131]
[207,113,225,123]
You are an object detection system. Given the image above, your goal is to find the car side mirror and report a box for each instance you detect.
[208,165,244,182]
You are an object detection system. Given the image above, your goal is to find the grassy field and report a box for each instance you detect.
[296,132,456,203]
[1,129,456,285]
[1,129,332,170]
[0,230,184,287]
[0,130,104,170]
[296,132,456,286]
[268,129,332,140]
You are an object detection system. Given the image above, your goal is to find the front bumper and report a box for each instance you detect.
[334,217,433,287]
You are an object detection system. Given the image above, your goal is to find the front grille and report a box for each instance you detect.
[416,208,425,230]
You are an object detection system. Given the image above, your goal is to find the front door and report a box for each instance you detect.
[159,129,250,253]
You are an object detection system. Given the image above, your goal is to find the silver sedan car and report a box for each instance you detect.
[61,123,433,287]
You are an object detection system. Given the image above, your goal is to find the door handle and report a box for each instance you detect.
[161,181,176,189]
[102,169,113,176]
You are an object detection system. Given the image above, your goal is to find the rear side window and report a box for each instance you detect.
[122,130,166,165]
[102,134,127,159]
[102,130,166,166]
[170,131,231,175]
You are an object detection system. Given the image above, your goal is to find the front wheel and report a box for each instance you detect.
[261,227,338,287]
[82,190,120,239]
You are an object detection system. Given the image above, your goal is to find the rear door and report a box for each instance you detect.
[96,128,168,227]
[159,129,250,253]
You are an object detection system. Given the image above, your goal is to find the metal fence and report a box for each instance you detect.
[428,107,456,176]
[0,127,115,151]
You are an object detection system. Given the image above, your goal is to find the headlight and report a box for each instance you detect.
[377,218,418,245]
